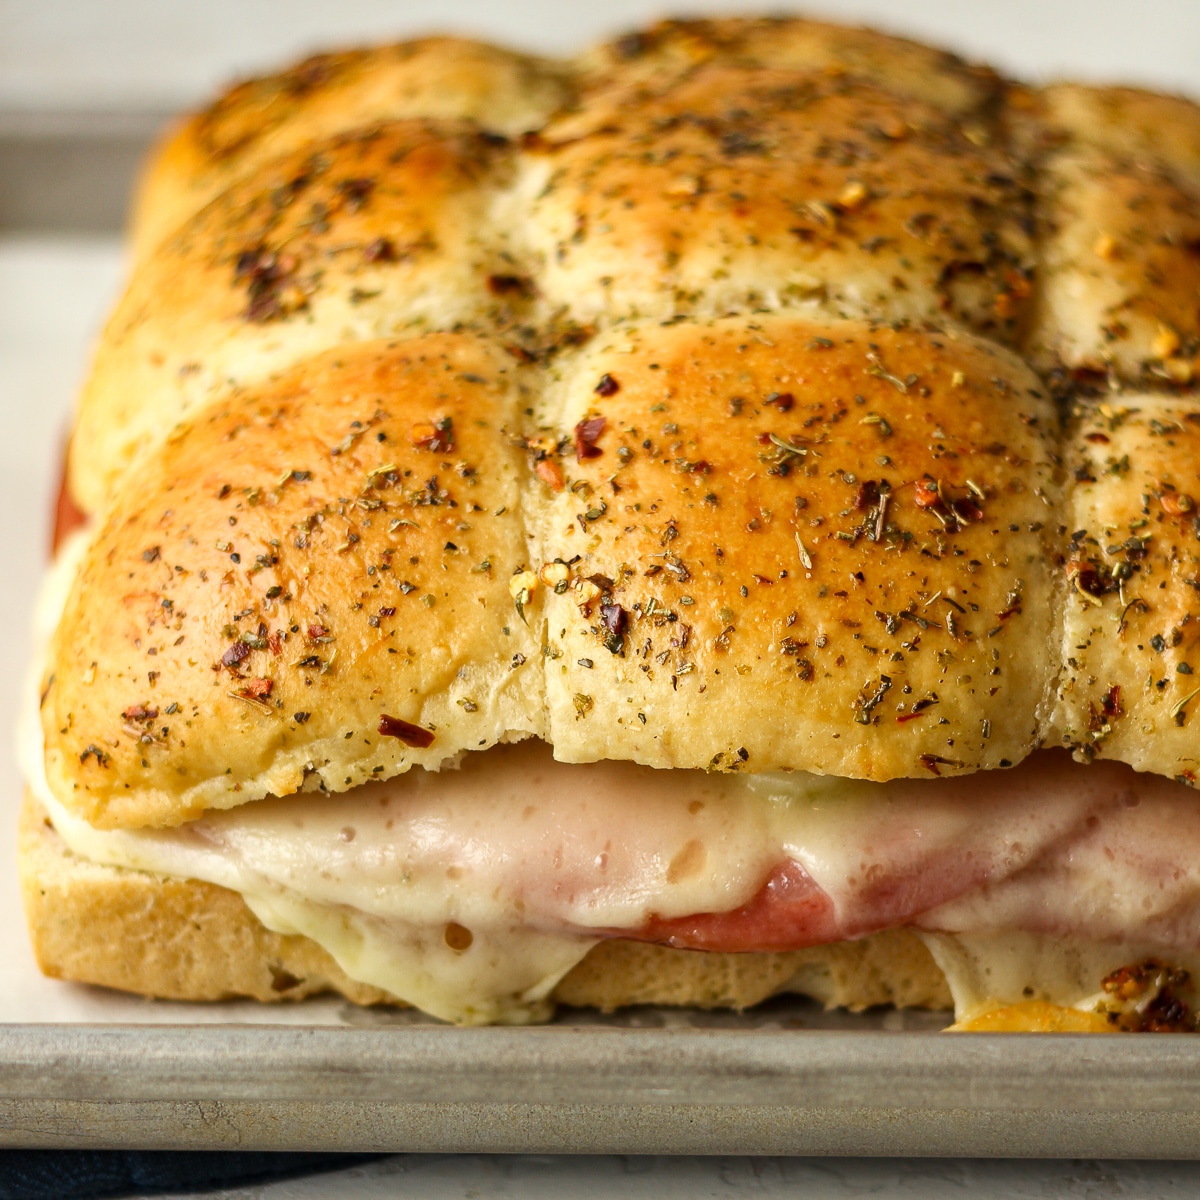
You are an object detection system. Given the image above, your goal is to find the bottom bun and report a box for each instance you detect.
[18,792,951,1016]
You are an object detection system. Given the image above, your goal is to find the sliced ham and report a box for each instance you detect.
[179,742,1131,950]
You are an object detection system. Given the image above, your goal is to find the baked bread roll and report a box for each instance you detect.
[24,14,1200,1030]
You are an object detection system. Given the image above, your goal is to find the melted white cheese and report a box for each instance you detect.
[919,931,1200,1021]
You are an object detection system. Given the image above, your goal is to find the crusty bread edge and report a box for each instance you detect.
[18,791,952,1016]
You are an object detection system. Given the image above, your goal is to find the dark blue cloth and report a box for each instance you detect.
[0,1151,379,1199]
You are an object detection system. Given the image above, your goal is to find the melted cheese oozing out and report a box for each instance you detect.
[24,535,1200,1025]
[920,930,1200,1024]
[25,711,1174,1025]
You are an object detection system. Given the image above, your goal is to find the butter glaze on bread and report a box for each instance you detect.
[130,37,571,264]
[49,337,541,829]
[1053,395,1200,779]
[76,122,522,514]
[525,65,1034,337]
[1027,88,1200,381]
[51,12,1200,816]
[536,315,1059,777]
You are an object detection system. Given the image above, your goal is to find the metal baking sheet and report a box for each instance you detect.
[4,118,1200,1162]
[0,110,169,234]
[5,1014,1200,1157]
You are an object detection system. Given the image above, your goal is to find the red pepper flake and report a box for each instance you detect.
[240,678,273,700]
[600,603,627,636]
[504,342,537,364]
[378,714,435,748]
[220,642,252,669]
[765,391,794,412]
[573,420,609,460]
[574,416,607,461]
[235,246,299,323]
[919,753,962,775]
[911,478,982,530]
[1068,561,1117,600]
[486,274,533,297]
[307,624,334,643]
[363,237,396,263]
[1162,492,1196,516]
[896,710,926,724]
[536,458,565,490]
[122,704,159,722]
[951,497,983,523]
[379,606,396,618]
[336,177,375,211]
[1084,432,1111,445]
[409,416,454,453]
[267,630,283,656]
[913,479,941,508]
[1102,684,1122,718]
[854,480,882,510]
[594,374,620,397]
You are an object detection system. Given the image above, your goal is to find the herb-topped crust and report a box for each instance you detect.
[1053,397,1200,780]
[131,37,570,262]
[74,121,523,515]
[528,65,1034,338]
[52,15,1200,820]
[533,314,1060,778]
[46,336,541,829]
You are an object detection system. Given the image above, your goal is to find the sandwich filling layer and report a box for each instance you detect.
[26,716,1200,1023]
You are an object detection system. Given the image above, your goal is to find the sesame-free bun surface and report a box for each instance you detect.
[72,17,1035,519]
[527,64,1033,338]
[46,336,542,830]
[1052,393,1200,779]
[46,312,1065,830]
[130,37,570,262]
[52,13,1200,806]
[132,16,1000,266]
[571,16,1000,119]
[535,314,1061,779]
[74,121,522,515]
[1026,85,1200,385]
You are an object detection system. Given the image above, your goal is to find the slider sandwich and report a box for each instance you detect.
[20,17,1200,1028]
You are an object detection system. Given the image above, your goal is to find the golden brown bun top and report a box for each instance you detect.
[49,14,1200,822]
[574,16,998,103]
[74,15,1037,515]
[532,314,1060,779]
[527,65,1033,338]
[1025,83,1200,385]
[47,315,1063,828]
[131,16,1000,265]
[1052,393,1200,782]
[75,120,521,514]
[47,336,542,829]
[130,37,570,261]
